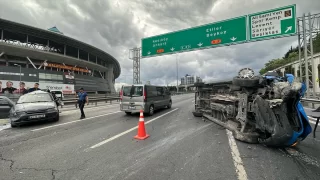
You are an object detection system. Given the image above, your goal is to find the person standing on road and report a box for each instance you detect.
[28,83,41,93]
[77,88,88,119]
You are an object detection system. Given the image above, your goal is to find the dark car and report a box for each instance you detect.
[0,96,15,119]
[9,90,60,127]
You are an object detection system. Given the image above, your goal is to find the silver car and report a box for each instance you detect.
[120,84,172,116]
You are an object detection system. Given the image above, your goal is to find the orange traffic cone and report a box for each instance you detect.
[134,109,150,140]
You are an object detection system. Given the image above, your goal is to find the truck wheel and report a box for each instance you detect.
[232,77,260,87]
[167,101,172,109]
[148,105,154,116]
[192,111,202,117]
[125,112,131,115]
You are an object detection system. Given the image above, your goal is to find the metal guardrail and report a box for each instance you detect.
[298,98,320,109]
[65,97,120,108]
[1,92,192,109]
[301,98,320,103]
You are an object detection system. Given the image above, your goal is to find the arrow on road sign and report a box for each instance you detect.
[230,37,237,41]
[170,47,175,51]
[148,51,151,55]
[197,42,203,47]
[285,26,292,33]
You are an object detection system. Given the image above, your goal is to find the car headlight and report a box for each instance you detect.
[13,111,26,117]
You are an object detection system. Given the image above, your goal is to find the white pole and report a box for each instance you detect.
[176,54,179,93]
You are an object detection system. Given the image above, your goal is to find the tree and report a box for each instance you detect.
[313,33,320,54]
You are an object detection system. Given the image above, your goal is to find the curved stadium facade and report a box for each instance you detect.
[0,18,121,94]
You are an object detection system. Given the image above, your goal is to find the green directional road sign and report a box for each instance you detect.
[248,4,296,40]
[141,16,247,58]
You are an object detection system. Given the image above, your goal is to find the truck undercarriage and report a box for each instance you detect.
[193,68,312,147]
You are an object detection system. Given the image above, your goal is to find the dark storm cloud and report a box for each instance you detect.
[137,0,216,29]
[1,0,320,86]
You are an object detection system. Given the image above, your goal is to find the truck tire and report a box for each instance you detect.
[148,105,154,116]
[232,77,260,87]
[125,112,131,115]
[192,111,203,117]
[167,100,172,109]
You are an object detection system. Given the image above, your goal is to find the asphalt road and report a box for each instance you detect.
[0,94,320,180]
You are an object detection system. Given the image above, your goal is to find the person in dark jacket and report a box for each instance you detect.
[77,88,88,119]
[2,81,16,94]
[28,83,41,93]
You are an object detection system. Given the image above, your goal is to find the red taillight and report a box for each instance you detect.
[120,90,123,101]
[143,89,146,102]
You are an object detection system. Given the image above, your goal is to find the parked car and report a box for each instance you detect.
[120,84,172,116]
[0,96,15,119]
[9,90,60,127]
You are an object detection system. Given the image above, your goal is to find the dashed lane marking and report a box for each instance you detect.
[226,129,248,180]
[31,111,122,132]
[89,108,179,149]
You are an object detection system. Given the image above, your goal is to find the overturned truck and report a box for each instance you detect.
[193,68,312,147]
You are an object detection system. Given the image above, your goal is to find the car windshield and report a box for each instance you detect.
[17,93,53,103]
[122,86,143,97]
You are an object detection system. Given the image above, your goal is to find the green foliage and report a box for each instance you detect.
[259,33,320,75]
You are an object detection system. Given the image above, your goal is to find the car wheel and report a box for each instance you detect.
[11,122,18,128]
[53,115,60,122]
[167,101,172,109]
[125,112,131,115]
[148,105,154,116]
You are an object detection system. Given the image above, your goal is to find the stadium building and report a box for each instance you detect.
[0,18,121,94]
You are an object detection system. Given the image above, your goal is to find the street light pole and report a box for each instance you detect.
[14,64,21,95]
[176,54,179,93]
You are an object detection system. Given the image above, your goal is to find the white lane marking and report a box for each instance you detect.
[226,130,248,180]
[31,111,121,132]
[90,108,179,149]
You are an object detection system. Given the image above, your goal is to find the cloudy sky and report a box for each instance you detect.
[1,0,320,86]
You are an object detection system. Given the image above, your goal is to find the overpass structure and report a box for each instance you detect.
[267,53,320,94]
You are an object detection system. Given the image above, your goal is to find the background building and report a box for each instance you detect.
[0,18,121,94]
[181,74,202,85]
